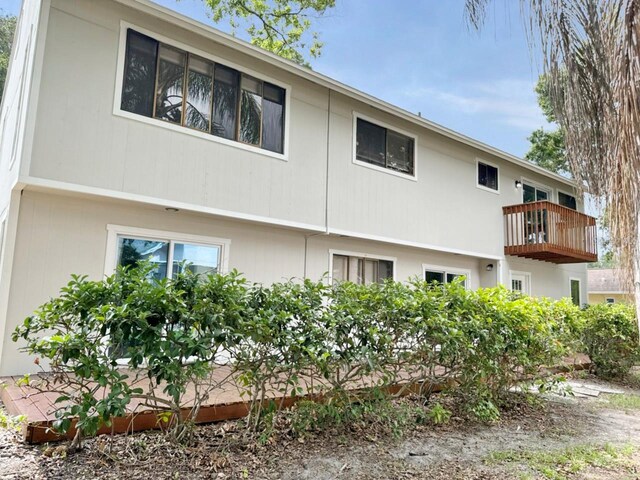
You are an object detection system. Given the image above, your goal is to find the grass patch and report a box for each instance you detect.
[601,393,640,411]
[486,443,634,480]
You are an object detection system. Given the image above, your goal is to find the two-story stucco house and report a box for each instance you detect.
[0,0,597,376]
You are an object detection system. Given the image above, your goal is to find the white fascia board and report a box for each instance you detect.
[116,0,577,189]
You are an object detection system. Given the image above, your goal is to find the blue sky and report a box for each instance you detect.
[3,0,550,157]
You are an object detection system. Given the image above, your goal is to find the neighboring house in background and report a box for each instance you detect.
[0,0,597,376]
[587,268,631,304]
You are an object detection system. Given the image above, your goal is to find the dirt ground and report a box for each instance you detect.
[2,374,640,480]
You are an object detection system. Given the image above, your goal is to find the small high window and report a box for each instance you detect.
[424,267,469,288]
[121,29,286,154]
[558,191,577,210]
[332,254,394,285]
[355,118,415,176]
[477,161,499,191]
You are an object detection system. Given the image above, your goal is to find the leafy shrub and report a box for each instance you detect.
[426,402,451,425]
[12,265,591,445]
[582,303,640,378]
[12,264,250,446]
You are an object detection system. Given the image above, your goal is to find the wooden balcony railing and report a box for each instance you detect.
[503,201,597,264]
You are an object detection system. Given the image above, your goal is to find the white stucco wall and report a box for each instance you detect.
[24,0,583,260]
[0,190,585,376]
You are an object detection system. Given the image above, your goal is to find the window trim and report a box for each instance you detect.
[509,270,531,295]
[329,249,397,284]
[352,112,418,182]
[104,224,231,276]
[422,263,471,288]
[569,277,582,306]
[113,21,291,161]
[476,158,500,194]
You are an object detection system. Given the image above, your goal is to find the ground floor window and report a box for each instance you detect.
[510,271,531,295]
[331,252,394,285]
[107,225,230,278]
[570,278,581,306]
[423,264,470,288]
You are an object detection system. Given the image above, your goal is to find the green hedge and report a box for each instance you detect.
[582,303,640,378]
[11,265,633,443]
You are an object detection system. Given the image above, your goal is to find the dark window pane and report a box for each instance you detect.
[378,260,394,281]
[386,130,414,174]
[239,75,262,145]
[425,270,444,283]
[478,162,498,190]
[446,273,463,283]
[523,183,536,203]
[185,55,213,131]
[212,65,239,140]
[121,30,158,117]
[536,189,548,201]
[262,83,285,153]
[154,44,186,124]
[117,237,168,280]
[570,279,581,306]
[559,192,577,210]
[356,118,386,167]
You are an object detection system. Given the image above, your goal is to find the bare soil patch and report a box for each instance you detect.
[2,375,640,479]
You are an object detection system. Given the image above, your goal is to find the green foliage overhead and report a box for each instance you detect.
[204,0,335,66]
[0,14,17,104]
[525,127,568,175]
[525,75,568,175]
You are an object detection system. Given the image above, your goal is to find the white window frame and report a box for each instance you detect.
[422,263,471,288]
[352,112,418,182]
[104,224,231,277]
[569,277,582,306]
[521,177,553,203]
[476,158,500,194]
[509,270,531,295]
[113,21,292,162]
[329,249,397,284]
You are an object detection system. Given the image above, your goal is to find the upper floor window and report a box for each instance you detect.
[120,29,286,154]
[477,160,498,192]
[355,117,415,176]
[332,253,394,285]
[558,191,577,210]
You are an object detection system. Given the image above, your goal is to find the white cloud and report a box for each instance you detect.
[402,79,553,132]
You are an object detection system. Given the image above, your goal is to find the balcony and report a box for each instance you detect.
[503,201,597,264]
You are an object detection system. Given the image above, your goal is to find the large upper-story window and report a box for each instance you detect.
[120,29,286,154]
[355,117,415,176]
